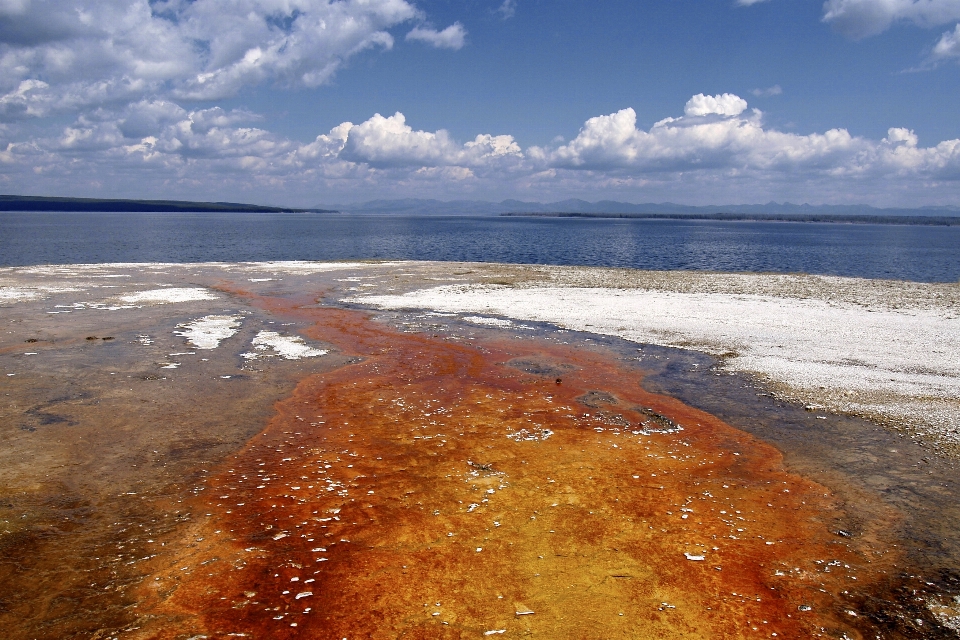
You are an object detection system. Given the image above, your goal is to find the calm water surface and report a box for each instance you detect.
[2,211,958,282]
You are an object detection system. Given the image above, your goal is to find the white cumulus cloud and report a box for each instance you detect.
[0,0,419,115]
[338,112,520,167]
[535,94,960,183]
[2,93,960,206]
[683,93,749,117]
[405,23,467,49]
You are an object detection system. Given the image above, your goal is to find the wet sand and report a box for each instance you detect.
[1,261,959,639]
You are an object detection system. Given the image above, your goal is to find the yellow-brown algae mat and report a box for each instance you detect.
[135,290,897,639]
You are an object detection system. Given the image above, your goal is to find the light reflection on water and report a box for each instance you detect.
[2,212,959,282]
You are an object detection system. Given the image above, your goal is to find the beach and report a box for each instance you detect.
[2,260,959,638]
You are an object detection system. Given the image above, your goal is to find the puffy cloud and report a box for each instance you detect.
[2,93,960,205]
[684,93,749,117]
[339,112,461,166]
[496,0,517,19]
[0,79,50,118]
[338,112,520,167]
[822,0,960,39]
[0,0,419,115]
[49,102,280,162]
[405,23,467,50]
[535,94,960,183]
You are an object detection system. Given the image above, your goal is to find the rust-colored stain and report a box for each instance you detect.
[137,291,896,639]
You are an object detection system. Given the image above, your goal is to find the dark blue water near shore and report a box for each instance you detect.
[2,211,958,282]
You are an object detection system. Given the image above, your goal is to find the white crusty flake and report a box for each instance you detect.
[175,315,242,349]
[246,331,327,360]
[463,315,513,327]
[0,286,83,303]
[120,288,218,304]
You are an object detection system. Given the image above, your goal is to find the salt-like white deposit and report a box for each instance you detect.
[119,288,218,304]
[354,280,960,444]
[0,286,83,303]
[244,331,327,360]
[174,315,243,349]
[237,261,380,274]
[57,301,135,311]
[463,315,513,327]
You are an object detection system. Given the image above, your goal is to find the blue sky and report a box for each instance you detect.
[1,0,959,206]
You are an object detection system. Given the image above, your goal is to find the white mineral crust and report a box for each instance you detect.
[353,273,960,445]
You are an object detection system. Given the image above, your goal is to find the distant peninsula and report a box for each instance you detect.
[0,195,335,213]
[501,211,960,226]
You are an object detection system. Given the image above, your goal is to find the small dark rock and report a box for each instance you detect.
[578,390,618,408]
[85,336,98,341]
[636,407,679,430]
[507,358,573,377]
[25,338,38,343]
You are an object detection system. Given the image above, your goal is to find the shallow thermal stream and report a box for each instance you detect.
[132,290,906,639]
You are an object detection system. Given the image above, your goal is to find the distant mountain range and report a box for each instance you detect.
[320,198,960,218]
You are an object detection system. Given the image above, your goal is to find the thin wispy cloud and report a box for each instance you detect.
[738,0,960,69]
[931,23,960,63]
[497,0,517,19]
[405,23,467,50]
[822,0,960,39]
[751,85,783,97]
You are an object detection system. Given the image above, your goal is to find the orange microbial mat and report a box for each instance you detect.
[138,292,894,639]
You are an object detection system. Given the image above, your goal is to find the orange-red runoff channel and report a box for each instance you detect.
[136,290,896,639]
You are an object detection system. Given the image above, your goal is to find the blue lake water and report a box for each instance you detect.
[1,211,958,282]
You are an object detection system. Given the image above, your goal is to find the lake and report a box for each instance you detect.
[2,211,958,282]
